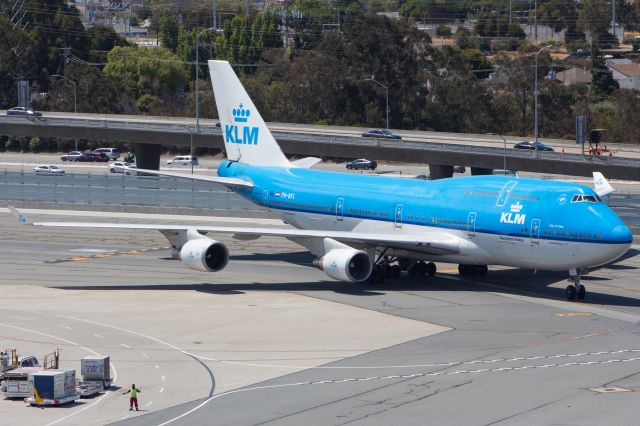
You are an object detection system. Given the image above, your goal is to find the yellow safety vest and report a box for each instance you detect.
[130,388,138,398]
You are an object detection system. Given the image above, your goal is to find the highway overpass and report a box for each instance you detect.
[2,111,640,180]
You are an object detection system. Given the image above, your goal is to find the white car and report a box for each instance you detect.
[166,155,199,166]
[33,165,65,175]
[108,162,136,174]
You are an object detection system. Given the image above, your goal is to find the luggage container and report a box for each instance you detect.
[81,356,110,381]
[26,369,78,406]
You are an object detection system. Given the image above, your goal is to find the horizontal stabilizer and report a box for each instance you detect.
[290,157,322,169]
[125,168,253,189]
[593,172,615,197]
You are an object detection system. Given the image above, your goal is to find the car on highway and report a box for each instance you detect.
[92,147,120,160]
[346,159,377,170]
[493,169,519,177]
[74,153,108,162]
[166,155,199,166]
[60,151,87,161]
[514,140,554,152]
[6,106,43,117]
[33,165,65,175]
[361,129,402,140]
[108,162,136,174]
[415,174,431,180]
[453,165,466,173]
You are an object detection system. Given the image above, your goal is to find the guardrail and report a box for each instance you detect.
[2,114,640,168]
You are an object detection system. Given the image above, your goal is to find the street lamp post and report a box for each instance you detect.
[177,125,195,174]
[195,28,216,134]
[52,74,77,150]
[365,77,389,130]
[534,45,553,157]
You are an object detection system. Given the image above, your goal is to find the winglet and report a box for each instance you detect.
[593,172,615,197]
[8,206,33,225]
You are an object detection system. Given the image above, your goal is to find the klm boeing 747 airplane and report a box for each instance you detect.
[10,60,632,300]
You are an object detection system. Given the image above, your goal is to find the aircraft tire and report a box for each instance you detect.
[478,265,488,277]
[577,286,586,299]
[414,261,428,276]
[426,262,436,277]
[387,265,401,279]
[565,285,576,300]
[458,264,470,277]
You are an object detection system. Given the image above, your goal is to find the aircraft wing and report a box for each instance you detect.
[8,207,460,255]
[128,168,253,189]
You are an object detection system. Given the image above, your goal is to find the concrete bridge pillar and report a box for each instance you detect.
[134,143,162,170]
[429,164,454,180]
[471,167,493,176]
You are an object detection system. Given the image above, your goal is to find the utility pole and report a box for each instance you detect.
[534,45,553,157]
[284,0,289,53]
[246,0,250,15]
[212,0,217,29]
[534,0,538,40]
[509,0,512,25]
[612,0,616,40]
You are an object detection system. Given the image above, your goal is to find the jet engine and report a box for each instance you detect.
[179,238,229,272]
[317,249,373,283]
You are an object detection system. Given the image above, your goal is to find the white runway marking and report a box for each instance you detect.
[156,356,640,425]
[119,415,129,421]
[160,387,164,393]
[161,375,166,381]
[155,364,160,369]
[94,334,105,339]
[146,401,153,407]
[142,353,149,358]
[120,343,131,348]
[59,325,72,330]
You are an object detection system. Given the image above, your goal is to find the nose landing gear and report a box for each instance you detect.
[566,269,586,300]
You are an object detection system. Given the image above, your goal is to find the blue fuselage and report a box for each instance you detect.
[218,160,631,250]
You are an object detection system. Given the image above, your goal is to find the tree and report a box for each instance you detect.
[578,0,617,48]
[159,13,180,51]
[87,25,129,64]
[590,44,619,96]
[103,46,188,114]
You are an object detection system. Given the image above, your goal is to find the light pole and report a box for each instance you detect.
[365,77,389,130]
[52,74,77,150]
[195,27,216,134]
[534,45,552,157]
[178,125,195,174]
[486,133,508,174]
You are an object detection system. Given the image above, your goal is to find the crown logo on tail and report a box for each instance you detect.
[232,103,250,123]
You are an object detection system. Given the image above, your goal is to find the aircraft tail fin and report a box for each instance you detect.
[593,172,615,197]
[209,60,290,168]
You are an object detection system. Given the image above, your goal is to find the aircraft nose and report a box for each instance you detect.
[611,224,633,245]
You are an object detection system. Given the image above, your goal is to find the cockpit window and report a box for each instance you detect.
[571,194,600,203]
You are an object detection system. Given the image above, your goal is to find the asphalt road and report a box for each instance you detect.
[1,210,640,426]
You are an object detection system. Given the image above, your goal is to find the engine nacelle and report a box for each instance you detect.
[179,239,229,272]
[318,249,373,283]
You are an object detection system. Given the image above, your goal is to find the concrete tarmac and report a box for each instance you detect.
[1,210,640,425]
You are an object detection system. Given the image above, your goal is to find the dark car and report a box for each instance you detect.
[453,165,466,173]
[77,153,109,162]
[514,140,554,152]
[6,106,43,117]
[361,129,402,140]
[346,159,377,170]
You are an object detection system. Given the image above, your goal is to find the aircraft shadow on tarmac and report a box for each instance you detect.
[52,248,640,309]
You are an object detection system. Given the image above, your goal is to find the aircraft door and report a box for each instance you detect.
[530,219,540,245]
[395,204,403,228]
[467,212,477,238]
[335,198,344,221]
[263,189,269,207]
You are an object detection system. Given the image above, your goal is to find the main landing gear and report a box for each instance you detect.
[367,253,437,284]
[566,269,586,300]
[458,264,488,277]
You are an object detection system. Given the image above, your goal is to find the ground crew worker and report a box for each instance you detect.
[123,384,141,411]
